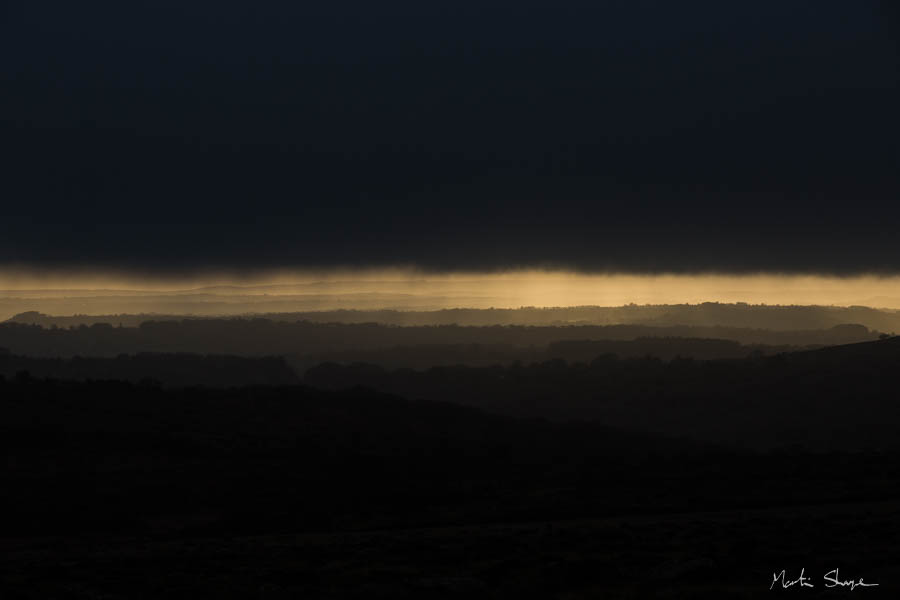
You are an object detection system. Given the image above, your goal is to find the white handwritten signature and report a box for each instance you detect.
[771,568,878,590]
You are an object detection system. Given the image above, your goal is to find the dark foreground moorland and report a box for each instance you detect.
[2,309,900,597]
[3,376,900,598]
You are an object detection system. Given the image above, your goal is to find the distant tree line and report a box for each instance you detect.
[0,352,298,387]
[9,303,900,331]
[0,318,877,361]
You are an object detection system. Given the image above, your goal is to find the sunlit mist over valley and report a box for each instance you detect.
[4,270,900,321]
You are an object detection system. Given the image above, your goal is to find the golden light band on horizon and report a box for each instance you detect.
[1,268,900,313]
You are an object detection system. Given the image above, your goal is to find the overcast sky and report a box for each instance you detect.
[1,1,897,274]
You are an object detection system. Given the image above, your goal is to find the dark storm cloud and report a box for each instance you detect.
[1,1,897,273]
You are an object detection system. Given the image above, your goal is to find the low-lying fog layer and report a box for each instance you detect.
[3,269,900,319]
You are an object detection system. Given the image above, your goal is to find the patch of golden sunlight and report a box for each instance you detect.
[1,267,900,317]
